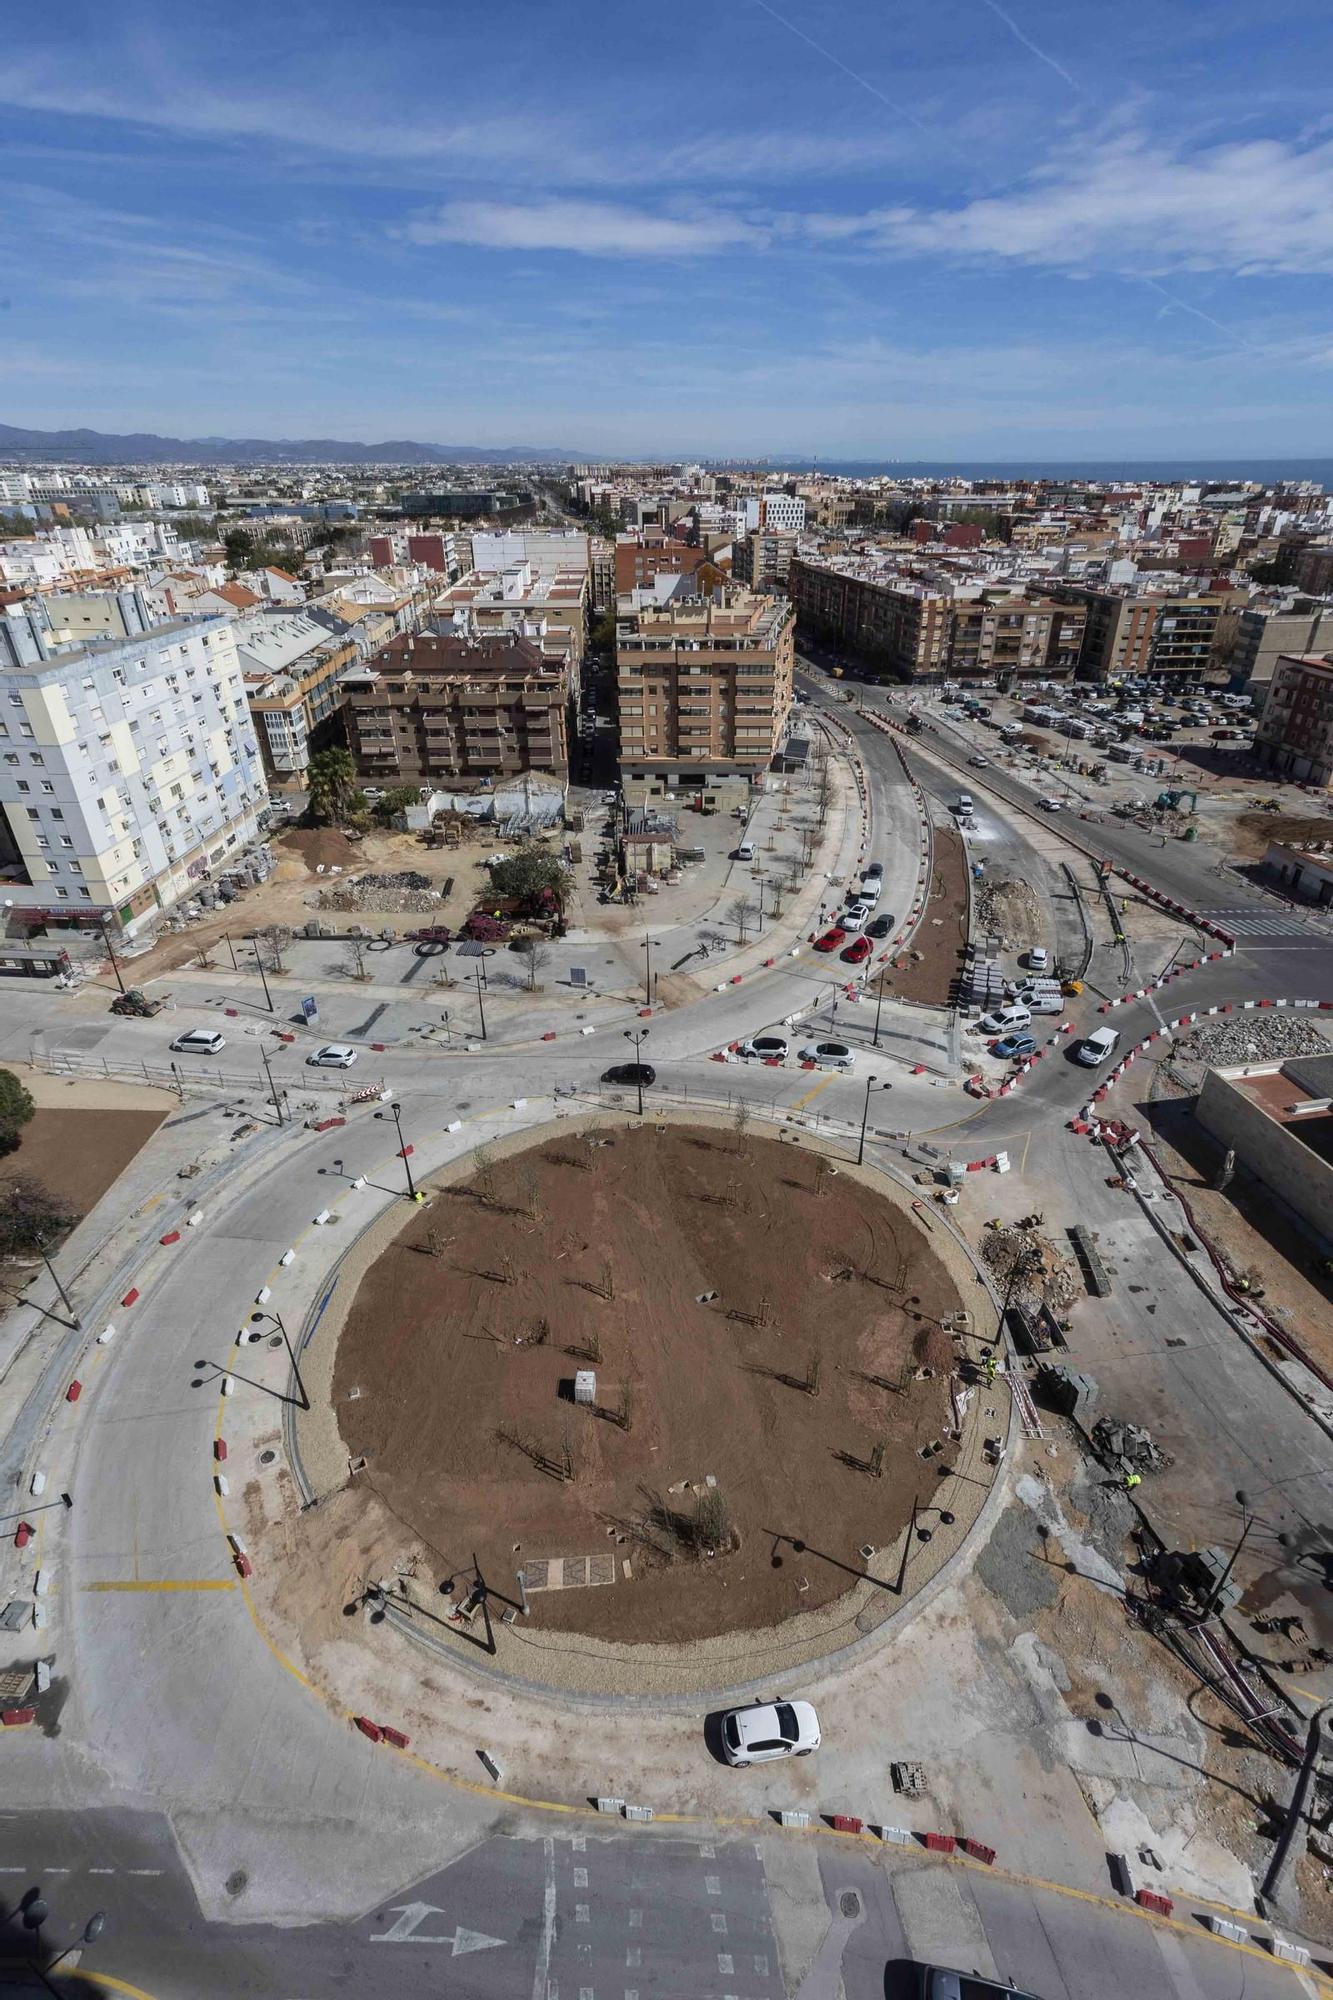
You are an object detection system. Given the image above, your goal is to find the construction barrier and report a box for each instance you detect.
[65,1381,82,1403]
[923,1832,957,1854]
[830,1814,864,1834]
[1135,1888,1174,1917]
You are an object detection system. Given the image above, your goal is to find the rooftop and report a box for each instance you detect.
[1220,1055,1333,1169]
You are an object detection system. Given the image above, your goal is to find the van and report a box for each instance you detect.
[736,840,755,862]
[955,794,974,817]
[1076,1026,1120,1067]
[1014,987,1063,1016]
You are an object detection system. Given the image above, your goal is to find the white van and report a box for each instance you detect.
[1013,985,1063,1016]
[736,840,755,862]
[1076,1026,1120,1067]
[955,794,974,817]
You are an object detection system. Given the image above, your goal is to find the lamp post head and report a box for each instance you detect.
[1236,1489,1250,1509]
[83,1912,107,1945]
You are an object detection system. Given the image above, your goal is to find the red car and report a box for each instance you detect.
[814,926,847,952]
[840,935,872,965]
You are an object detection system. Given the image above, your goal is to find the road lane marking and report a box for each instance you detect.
[83,1580,235,1593]
[789,1071,838,1111]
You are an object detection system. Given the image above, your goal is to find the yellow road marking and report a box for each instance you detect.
[789,1070,839,1112]
[69,1971,162,1999]
[84,1579,235,1593]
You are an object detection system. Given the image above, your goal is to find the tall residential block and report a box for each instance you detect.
[616,586,794,800]
[0,616,267,938]
[340,630,570,784]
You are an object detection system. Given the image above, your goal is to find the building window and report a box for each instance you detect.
[78,887,92,899]
[55,887,69,899]
[51,808,63,821]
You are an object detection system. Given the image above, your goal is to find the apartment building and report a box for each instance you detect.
[1057,583,1232,682]
[788,556,1083,680]
[616,585,795,800]
[1231,603,1333,695]
[1292,545,1333,597]
[613,528,711,595]
[340,630,569,783]
[0,616,267,938]
[761,492,807,531]
[1253,653,1333,788]
[435,561,589,682]
[732,529,799,588]
[234,611,357,786]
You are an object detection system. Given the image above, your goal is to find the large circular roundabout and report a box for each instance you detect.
[280,1114,1000,1699]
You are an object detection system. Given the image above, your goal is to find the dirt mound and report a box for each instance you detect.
[332,1126,964,1646]
[280,825,360,874]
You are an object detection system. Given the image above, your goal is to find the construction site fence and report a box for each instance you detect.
[36,1049,351,1096]
[565,1079,904,1146]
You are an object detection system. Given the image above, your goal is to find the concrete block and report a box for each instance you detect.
[221,1376,235,1396]
[624,1805,654,1822]
[96,1325,116,1345]
[478,1750,503,1782]
[877,1825,913,1845]
[215,1473,229,1496]
[512,1098,528,1110]
[351,1175,367,1189]
[280,1249,296,1266]
[1208,1916,1248,1942]
[255,1286,271,1305]
[596,1798,625,1815]
[446,1120,463,1133]
[314,1209,332,1226]
[1271,1939,1311,1966]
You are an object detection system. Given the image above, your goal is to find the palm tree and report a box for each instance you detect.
[306,746,358,824]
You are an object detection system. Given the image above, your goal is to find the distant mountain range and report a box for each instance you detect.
[0,424,580,467]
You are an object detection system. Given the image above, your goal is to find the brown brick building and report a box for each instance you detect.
[340,631,570,784]
[616,587,794,798]
[788,557,1084,680]
[614,528,710,595]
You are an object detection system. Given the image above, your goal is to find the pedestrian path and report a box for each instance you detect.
[1195,904,1328,941]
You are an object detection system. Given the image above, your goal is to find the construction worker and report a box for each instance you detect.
[1124,1471,1142,1493]
[983,1353,997,1386]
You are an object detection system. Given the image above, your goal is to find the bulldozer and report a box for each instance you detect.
[109,987,165,1018]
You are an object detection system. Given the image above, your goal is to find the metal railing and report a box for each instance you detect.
[37,1048,351,1096]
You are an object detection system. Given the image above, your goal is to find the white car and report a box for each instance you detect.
[306,1043,358,1069]
[798,1041,855,1070]
[721,1698,821,1767]
[170,1028,226,1056]
[1038,796,1063,811]
[738,1035,789,1063]
[1076,1026,1119,1067]
[1025,946,1049,972]
[841,904,871,932]
[968,755,990,768]
[976,1005,1031,1035]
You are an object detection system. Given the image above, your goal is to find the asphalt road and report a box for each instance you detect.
[2,674,1332,1998]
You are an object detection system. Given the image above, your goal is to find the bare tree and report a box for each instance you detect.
[732,1096,752,1157]
[515,935,551,991]
[517,1164,542,1221]
[0,1176,77,1261]
[692,1486,730,1554]
[727,895,756,945]
[815,763,835,827]
[471,1144,499,1208]
[256,924,293,974]
[340,937,369,981]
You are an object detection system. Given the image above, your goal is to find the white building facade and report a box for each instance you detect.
[0,616,268,938]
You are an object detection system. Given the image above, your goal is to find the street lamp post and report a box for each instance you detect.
[250,945,274,1012]
[473,964,488,1040]
[259,1042,286,1126]
[642,932,653,1008]
[623,1026,650,1117]
[1205,1488,1255,1620]
[101,921,127,997]
[9,1892,107,1997]
[375,1099,420,1202]
[857,1075,891,1166]
[250,1305,310,1411]
[871,969,887,1049]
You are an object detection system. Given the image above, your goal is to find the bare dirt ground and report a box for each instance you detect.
[1231,809,1333,862]
[872,817,968,1007]
[0,1102,168,1218]
[332,1124,963,1647]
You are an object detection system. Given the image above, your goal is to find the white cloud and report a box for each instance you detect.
[403,199,763,259]
[861,134,1333,276]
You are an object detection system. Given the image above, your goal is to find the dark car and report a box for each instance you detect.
[917,1969,1041,1999]
[866,914,893,939]
[602,1062,656,1088]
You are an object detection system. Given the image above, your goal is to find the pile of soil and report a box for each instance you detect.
[873,817,968,1007]
[1233,811,1333,861]
[333,1126,963,1645]
[279,825,362,874]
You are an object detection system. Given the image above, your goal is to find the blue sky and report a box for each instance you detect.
[4,0,1333,457]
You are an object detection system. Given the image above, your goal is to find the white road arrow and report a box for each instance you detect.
[370,1902,504,1954]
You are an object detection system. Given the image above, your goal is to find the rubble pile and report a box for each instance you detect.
[974,871,1042,950]
[980,1223,1082,1312]
[1172,1015,1330,1075]
[1091,1416,1170,1474]
[313,868,445,915]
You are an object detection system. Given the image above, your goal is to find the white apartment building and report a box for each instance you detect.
[761,492,806,532]
[0,474,32,506]
[0,616,268,938]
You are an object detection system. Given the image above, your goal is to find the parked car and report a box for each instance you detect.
[976,1005,1031,1035]
[738,1035,789,1062]
[917,1967,1041,1999]
[992,1033,1037,1059]
[170,1028,226,1056]
[841,904,871,932]
[735,840,755,861]
[866,914,893,939]
[720,1699,821,1767]
[1076,1026,1119,1067]
[841,935,872,964]
[1011,987,1064,1015]
[602,1062,656,1087]
[1025,946,1049,972]
[814,927,847,953]
[856,876,882,905]
[798,1041,855,1070]
[306,1043,358,1068]
[861,860,884,881]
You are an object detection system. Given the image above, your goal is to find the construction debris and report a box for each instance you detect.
[314,868,446,915]
[1170,1015,1330,1081]
[980,1222,1083,1313]
[974,870,1042,951]
[1090,1416,1170,1475]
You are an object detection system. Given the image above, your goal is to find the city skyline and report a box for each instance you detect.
[4,0,1333,455]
